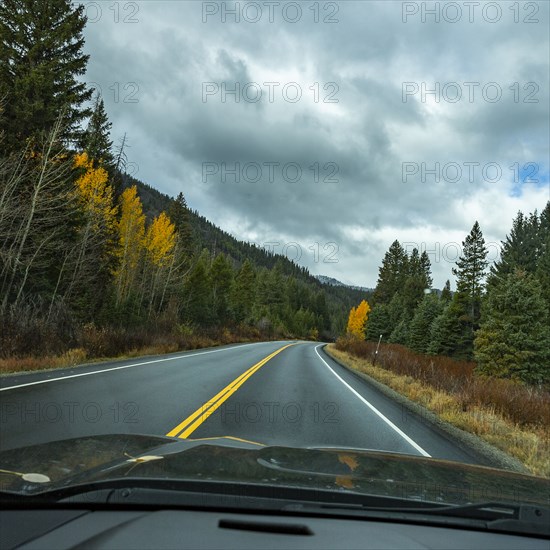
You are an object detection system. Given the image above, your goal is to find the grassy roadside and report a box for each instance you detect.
[325,344,550,478]
[0,331,279,376]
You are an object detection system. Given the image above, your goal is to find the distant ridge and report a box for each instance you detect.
[316,275,372,293]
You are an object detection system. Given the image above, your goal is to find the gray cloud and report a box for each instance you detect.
[82,0,549,288]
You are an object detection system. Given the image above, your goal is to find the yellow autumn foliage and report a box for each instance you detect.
[346,299,371,339]
[73,152,117,233]
[113,185,146,301]
[145,212,176,268]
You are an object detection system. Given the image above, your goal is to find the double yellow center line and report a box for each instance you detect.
[166,343,294,439]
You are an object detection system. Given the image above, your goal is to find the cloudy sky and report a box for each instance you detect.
[81,0,549,288]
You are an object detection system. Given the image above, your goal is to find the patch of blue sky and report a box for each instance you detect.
[509,162,549,198]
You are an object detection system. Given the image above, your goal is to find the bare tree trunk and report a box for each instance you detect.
[2,118,63,312]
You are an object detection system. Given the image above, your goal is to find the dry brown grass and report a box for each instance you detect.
[0,325,271,376]
[327,342,550,478]
[0,348,88,373]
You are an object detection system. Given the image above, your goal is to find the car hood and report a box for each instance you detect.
[0,434,548,506]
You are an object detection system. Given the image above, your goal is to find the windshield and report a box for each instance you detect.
[0,0,549,514]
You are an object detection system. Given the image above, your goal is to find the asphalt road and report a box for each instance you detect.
[0,341,486,465]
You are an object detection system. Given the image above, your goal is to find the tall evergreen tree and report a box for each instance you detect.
[427,307,447,356]
[230,259,255,323]
[474,270,550,385]
[426,295,470,358]
[420,251,433,288]
[430,222,489,359]
[452,221,489,330]
[408,293,442,353]
[487,210,540,290]
[292,308,317,338]
[265,261,286,313]
[386,292,408,344]
[0,0,92,152]
[168,192,194,256]
[79,94,113,168]
[536,231,550,315]
[365,304,392,341]
[539,201,550,236]
[314,290,330,332]
[373,240,408,304]
[210,253,234,324]
[440,279,452,303]
[402,247,431,313]
[487,202,549,316]
[183,249,211,326]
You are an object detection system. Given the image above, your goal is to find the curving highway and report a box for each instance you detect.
[0,341,486,465]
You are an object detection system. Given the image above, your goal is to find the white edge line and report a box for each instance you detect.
[0,342,276,392]
[314,344,431,458]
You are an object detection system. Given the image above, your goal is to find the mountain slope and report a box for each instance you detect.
[122,174,370,335]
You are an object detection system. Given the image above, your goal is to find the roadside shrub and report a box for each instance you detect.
[335,337,550,428]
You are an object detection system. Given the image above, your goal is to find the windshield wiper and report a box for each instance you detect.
[2,481,548,538]
[286,501,550,537]
[420,501,550,537]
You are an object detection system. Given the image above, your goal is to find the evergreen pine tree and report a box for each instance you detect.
[265,261,285,314]
[487,210,540,289]
[365,304,392,341]
[427,310,445,355]
[475,270,550,385]
[402,248,430,313]
[388,317,409,345]
[453,221,488,336]
[210,253,234,324]
[79,94,113,168]
[387,292,405,325]
[386,292,409,344]
[313,290,330,331]
[534,202,549,314]
[426,296,467,357]
[0,0,92,152]
[168,192,194,256]
[420,251,433,288]
[408,293,442,353]
[231,259,255,322]
[373,240,408,304]
[440,279,452,303]
[183,249,211,325]
[536,233,550,316]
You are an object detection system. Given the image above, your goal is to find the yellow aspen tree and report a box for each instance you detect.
[144,212,176,268]
[354,299,371,338]
[346,306,357,335]
[346,300,371,339]
[114,185,145,304]
[73,152,117,233]
[143,212,177,315]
